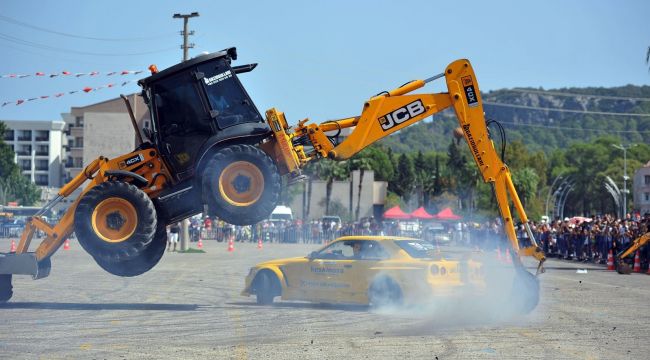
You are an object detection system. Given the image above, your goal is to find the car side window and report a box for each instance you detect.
[314,242,353,259]
[357,241,389,260]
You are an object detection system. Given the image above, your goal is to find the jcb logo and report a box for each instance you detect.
[379,100,426,131]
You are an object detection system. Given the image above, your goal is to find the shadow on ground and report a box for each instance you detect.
[0,302,200,311]
[228,301,368,312]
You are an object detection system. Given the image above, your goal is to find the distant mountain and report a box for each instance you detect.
[377,85,650,154]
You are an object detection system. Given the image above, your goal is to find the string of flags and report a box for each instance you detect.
[1,80,138,107]
[0,69,146,78]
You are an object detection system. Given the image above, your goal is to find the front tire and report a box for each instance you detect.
[202,145,280,225]
[93,222,167,277]
[0,274,12,303]
[254,271,279,305]
[75,181,157,262]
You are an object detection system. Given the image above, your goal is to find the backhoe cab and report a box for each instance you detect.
[0,47,543,306]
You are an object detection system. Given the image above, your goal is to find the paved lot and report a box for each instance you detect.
[1,238,649,359]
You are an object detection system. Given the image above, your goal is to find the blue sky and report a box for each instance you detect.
[1,0,649,122]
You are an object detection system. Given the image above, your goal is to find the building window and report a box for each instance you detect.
[35,174,48,186]
[75,116,84,127]
[646,192,650,202]
[645,175,650,185]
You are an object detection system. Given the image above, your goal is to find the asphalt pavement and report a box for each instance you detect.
[0,238,648,359]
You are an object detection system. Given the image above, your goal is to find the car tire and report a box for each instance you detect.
[0,274,12,303]
[202,144,280,226]
[254,271,279,305]
[74,181,157,262]
[368,276,402,308]
[92,221,167,277]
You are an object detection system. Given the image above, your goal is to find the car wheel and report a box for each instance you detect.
[368,276,402,308]
[0,274,12,303]
[202,144,281,226]
[254,271,279,305]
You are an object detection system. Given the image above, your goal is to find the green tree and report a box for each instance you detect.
[0,121,41,205]
[394,153,416,203]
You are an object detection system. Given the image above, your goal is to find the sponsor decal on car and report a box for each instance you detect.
[300,280,350,289]
[310,266,344,275]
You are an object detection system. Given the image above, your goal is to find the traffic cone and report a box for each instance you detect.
[607,250,615,271]
[496,247,503,263]
[197,238,203,249]
[633,250,641,273]
[63,239,70,250]
[227,237,234,252]
[504,248,512,264]
[257,238,263,250]
[10,239,16,252]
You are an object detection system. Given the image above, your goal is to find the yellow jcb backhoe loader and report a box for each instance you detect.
[0,47,544,304]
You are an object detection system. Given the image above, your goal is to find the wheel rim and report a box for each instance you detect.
[91,197,138,243]
[218,161,265,207]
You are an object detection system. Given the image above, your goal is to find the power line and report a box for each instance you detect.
[505,88,650,102]
[0,14,175,41]
[0,33,177,56]
[483,101,650,117]
[496,120,650,134]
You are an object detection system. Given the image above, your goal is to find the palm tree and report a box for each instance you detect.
[350,156,373,221]
[315,159,348,216]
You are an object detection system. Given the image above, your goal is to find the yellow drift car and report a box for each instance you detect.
[242,236,489,307]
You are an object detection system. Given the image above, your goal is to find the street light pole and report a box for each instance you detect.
[612,144,637,218]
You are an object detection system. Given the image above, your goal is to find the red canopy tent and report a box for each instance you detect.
[434,207,462,220]
[410,207,435,220]
[383,206,412,219]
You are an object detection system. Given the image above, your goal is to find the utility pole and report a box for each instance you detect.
[173,12,199,61]
[174,11,200,251]
[612,143,637,218]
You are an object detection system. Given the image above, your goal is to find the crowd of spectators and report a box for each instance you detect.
[196,212,650,267]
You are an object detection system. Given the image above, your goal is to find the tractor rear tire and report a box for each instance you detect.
[0,274,12,303]
[93,221,167,277]
[75,181,157,262]
[202,144,280,225]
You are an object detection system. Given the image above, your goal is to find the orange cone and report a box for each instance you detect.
[227,237,234,252]
[633,250,641,273]
[10,239,16,252]
[257,238,263,250]
[63,239,70,250]
[197,238,203,249]
[607,250,615,271]
[504,248,512,264]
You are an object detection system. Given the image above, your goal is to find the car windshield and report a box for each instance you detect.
[394,240,439,258]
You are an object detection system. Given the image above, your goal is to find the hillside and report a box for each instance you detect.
[377,85,650,154]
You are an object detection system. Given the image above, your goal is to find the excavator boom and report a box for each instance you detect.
[272,59,546,272]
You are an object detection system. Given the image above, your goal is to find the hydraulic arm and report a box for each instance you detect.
[271,59,546,273]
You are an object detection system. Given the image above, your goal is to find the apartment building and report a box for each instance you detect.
[62,93,149,182]
[2,119,66,187]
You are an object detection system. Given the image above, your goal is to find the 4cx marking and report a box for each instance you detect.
[378,100,426,131]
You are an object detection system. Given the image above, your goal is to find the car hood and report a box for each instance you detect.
[254,256,308,267]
